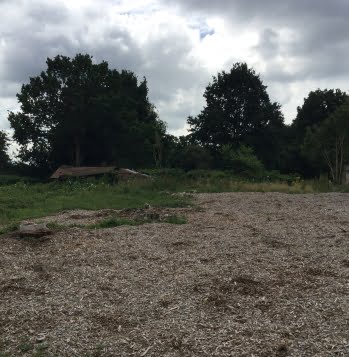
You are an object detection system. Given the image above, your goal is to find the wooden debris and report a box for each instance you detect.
[19,222,51,238]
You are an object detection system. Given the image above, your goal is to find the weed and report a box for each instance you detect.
[163,215,187,224]
[18,341,33,353]
[0,223,19,235]
[88,217,138,229]
[90,343,105,357]
[32,342,49,357]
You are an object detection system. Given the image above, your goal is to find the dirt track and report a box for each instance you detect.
[1,192,349,356]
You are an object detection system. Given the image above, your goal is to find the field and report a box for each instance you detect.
[1,191,349,356]
[0,174,339,233]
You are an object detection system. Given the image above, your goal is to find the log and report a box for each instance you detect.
[19,223,51,238]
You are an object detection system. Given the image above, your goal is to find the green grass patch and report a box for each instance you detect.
[18,342,33,353]
[45,213,188,231]
[0,180,191,230]
[0,222,19,235]
[0,170,343,234]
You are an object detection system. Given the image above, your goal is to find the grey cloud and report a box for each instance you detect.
[1,0,349,132]
[169,0,348,24]
[0,1,210,132]
[170,0,349,85]
[74,25,209,129]
[27,1,69,24]
[255,28,279,59]
[1,34,76,81]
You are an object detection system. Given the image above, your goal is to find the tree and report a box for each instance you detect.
[221,144,264,177]
[175,145,213,171]
[0,130,10,168]
[290,89,348,176]
[187,63,284,169]
[293,89,348,142]
[303,100,349,184]
[8,54,164,171]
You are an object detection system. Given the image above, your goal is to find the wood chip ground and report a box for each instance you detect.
[1,192,349,356]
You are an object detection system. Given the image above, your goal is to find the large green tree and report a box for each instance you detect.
[0,130,10,168]
[288,89,348,176]
[187,63,285,169]
[8,54,164,170]
[293,89,348,142]
[303,100,349,184]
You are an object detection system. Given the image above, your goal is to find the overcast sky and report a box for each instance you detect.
[1,0,349,136]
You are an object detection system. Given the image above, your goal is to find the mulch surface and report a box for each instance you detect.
[1,192,349,356]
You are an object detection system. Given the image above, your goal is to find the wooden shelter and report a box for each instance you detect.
[50,166,117,179]
[50,166,150,180]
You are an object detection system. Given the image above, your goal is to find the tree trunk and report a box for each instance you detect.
[74,135,81,167]
[323,149,335,183]
[339,135,345,185]
[335,137,339,184]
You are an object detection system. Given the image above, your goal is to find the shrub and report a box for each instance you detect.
[221,145,264,177]
[175,145,213,171]
[185,170,228,180]
[142,168,185,178]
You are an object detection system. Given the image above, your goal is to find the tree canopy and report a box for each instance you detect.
[4,53,349,181]
[303,100,349,184]
[9,54,164,171]
[285,89,348,177]
[292,89,348,143]
[187,63,284,169]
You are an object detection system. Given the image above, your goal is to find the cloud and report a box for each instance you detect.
[171,0,349,77]
[0,0,213,133]
[0,0,348,138]
[167,0,349,117]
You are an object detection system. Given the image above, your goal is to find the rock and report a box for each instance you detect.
[19,222,51,238]
[36,334,46,343]
[144,203,151,209]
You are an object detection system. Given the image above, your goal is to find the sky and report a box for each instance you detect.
[1,0,349,138]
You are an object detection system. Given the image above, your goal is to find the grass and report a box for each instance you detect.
[0,180,190,231]
[0,172,345,235]
[49,215,188,231]
[0,222,19,235]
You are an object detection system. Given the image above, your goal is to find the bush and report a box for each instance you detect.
[185,170,228,180]
[142,168,185,178]
[221,145,264,177]
[175,145,213,171]
[0,174,41,186]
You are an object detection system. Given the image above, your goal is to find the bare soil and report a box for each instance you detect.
[1,192,349,357]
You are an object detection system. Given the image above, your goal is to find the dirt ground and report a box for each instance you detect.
[1,192,349,357]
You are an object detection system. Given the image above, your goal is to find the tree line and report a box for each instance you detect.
[0,54,348,183]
